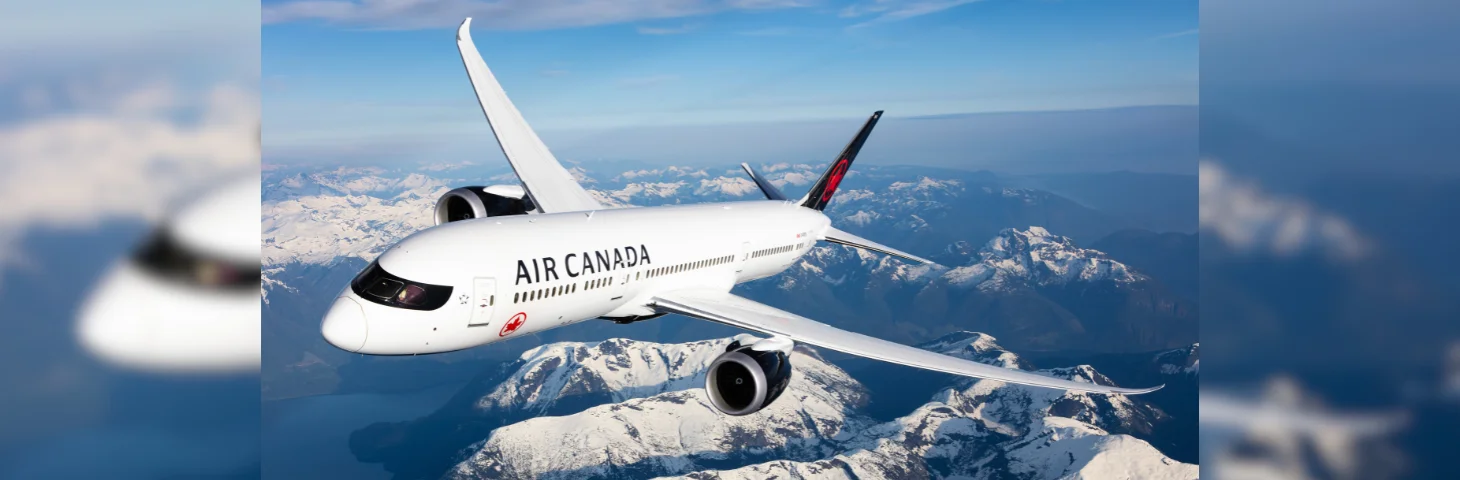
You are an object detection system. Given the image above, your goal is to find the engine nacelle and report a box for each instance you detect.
[433,185,536,225]
[704,336,794,416]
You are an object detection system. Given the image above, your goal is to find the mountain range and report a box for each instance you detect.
[349,333,1198,480]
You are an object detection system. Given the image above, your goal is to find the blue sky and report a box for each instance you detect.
[262,0,1197,167]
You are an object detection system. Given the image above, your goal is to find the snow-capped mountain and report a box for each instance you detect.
[740,227,1197,353]
[415,333,1195,480]
[469,337,867,417]
[943,226,1143,291]
[1157,343,1200,376]
[263,169,448,267]
[446,338,871,480]
[259,162,1121,270]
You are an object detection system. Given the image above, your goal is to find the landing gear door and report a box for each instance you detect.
[470,277,496,326]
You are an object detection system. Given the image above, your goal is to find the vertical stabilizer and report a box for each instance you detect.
[799,111,882,211]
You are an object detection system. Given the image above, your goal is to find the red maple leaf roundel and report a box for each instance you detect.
[500,312,527,337]
[821,159,850,202]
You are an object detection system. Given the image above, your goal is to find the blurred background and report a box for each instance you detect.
[3,0,1458,478]
[0,1,260,479]
[1200,0,1460,478]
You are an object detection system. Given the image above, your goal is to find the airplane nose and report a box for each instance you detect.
[322,296,368,352]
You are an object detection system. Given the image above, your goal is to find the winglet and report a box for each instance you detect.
[1122,383,1165,395]
[456,16,603,214]
[740,163,788,201]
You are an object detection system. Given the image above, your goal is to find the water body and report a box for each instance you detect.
[262,384,462,480]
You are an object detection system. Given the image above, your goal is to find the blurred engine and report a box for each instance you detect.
[434,185,536,225]
[704,337,794,416]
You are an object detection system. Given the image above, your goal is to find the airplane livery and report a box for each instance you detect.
[320,17,1162,416]
[515,245,652,285]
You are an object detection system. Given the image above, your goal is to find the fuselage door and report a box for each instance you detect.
[607,271,630,302]
[470,277,496,326]
[736,241,751,273]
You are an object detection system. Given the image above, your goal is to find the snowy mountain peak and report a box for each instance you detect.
[952,361,1167,441]
[444,335,1189,480]
[943,226,1144,291]
[474,337,867,418]
[1156,343,1200,375]
[916,331,1031,370]
[447,337,873,480]
[889,177,962,196]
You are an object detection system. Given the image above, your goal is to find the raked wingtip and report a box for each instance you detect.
[458,17,472,39]
[1136,384,1166,394]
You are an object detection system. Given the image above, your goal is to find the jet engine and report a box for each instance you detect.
[704,336,794,416]
[433,185,536,225]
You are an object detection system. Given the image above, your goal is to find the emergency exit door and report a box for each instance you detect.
[470,277,496,326]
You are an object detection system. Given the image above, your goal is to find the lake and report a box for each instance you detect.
[262,384,463,480]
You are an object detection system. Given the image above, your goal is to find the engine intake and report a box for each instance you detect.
[705,337,793,416]
[434,185,536,225]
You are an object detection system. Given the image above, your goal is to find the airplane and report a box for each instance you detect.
[320,17,1162,416]
[76,173,262,374]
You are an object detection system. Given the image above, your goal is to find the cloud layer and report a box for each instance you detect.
[263,0,810,30]
[1199,159,1368,261]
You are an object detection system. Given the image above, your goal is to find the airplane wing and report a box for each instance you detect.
[652,289,1162,395]
[456,18,603,214]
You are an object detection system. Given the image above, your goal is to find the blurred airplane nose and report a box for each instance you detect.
[322,296,368,352]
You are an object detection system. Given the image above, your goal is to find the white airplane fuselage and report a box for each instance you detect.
[322,200,829,355]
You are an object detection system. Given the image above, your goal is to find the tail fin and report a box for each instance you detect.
[799,110,882,211]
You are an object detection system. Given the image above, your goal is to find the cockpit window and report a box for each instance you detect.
[131,229,260,291]
[350,260,453,311]
[365,277,404,298]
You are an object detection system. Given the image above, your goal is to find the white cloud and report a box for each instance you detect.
[842,0,983,28]
[1199,159,1368,261]
[636,24,696,35]
[1151,29,1199,41]
[263,0,807,30]
[0,81,259,280]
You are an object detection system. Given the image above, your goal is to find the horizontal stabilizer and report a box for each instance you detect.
[822,227,936,266]
[740,163,788,201]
